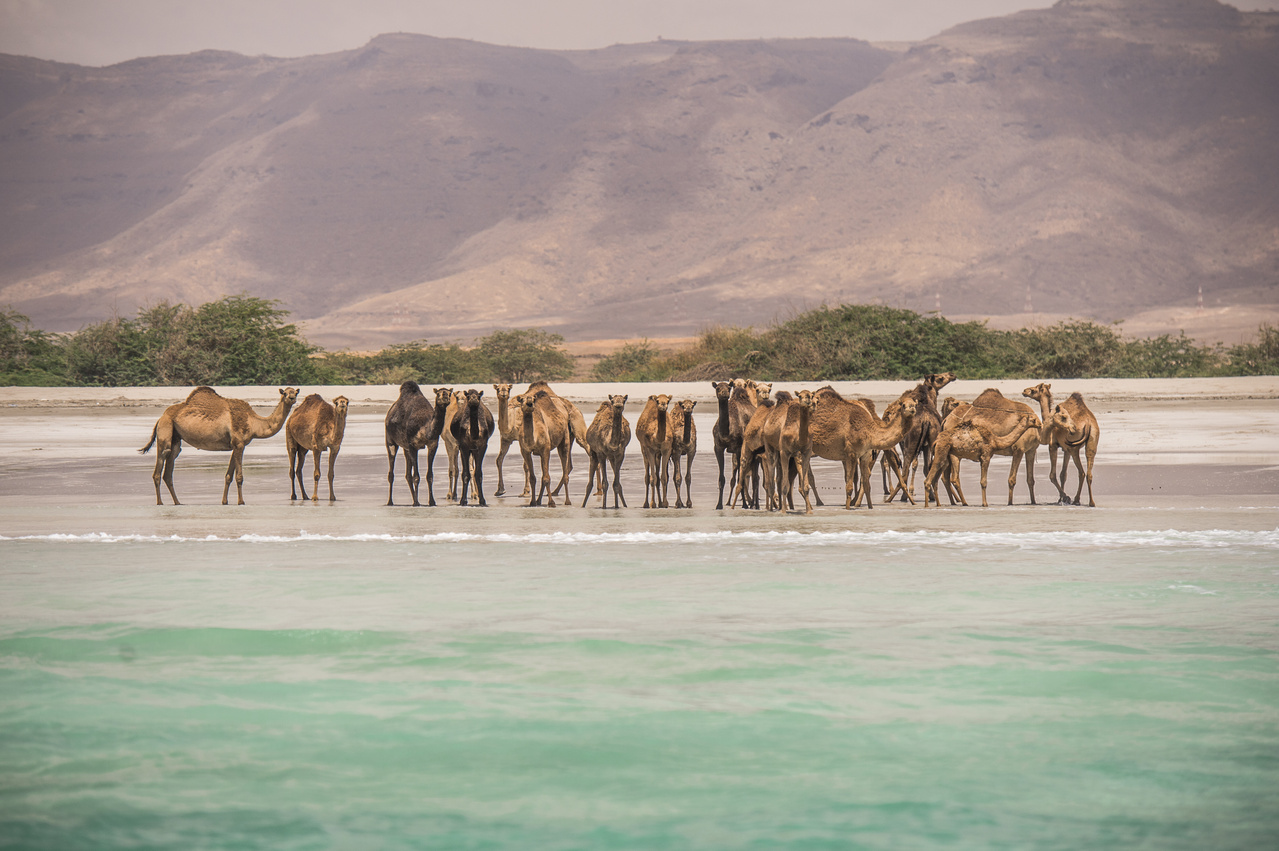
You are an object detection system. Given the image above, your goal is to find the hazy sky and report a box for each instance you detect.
[0,0,1260,67]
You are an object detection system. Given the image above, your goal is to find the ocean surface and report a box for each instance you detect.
[2,405,1278,849]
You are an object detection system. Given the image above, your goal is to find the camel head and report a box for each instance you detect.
[794,389,817,412]
[493,383,513,402]
[676,398,697,417]
[519,391,543,416]
[280,387,300,409]
[894,397,919,421]
[648,394,672,413]
[924,372,957,391]
[609,394,628,412]
[1023,382,1051,402]
[433,387,454,408]
[1051,404,1076,434]
[713,381,733,401]
[333,395,349,416]
[941,397,960,419]
[462,388,484,410]
[755,382,773,402]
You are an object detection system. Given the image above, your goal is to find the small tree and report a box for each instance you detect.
[476,328,573,383]
[0,308,66,385]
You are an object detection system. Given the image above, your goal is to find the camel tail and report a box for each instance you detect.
[139,427,158,455]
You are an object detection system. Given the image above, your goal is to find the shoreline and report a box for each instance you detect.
[4,376,1279,410]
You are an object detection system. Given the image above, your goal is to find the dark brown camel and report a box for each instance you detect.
[449,388,495,507]
[384,382,451,507]
[896,372,955,501]
[583,394,631,509]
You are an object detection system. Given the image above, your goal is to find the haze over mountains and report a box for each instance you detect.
[1,0,1276,350]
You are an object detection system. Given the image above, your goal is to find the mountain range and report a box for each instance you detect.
[1,0,1276,350]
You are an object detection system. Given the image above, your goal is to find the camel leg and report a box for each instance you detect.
[494,437,511,497]
[714,445,727,510]
[611,454,627,508]
[311,448,323,503]
[659,449,672,509]
[854,454,875,509]
[684,448,695,508]
[468,449,488,507]
[457,450,471,506]
[796,451,814,515]
[583,452,599,508]
[294,447,310,501]
[327,447,339,502]
[673,453,685,508]
[979,454,991,507]
[1007,450,1022,506]
[542,450,556,508]
[552,443,571,503]
[1048,444,1068,504]
[222,446,245,505]
[1024,447,1037,505]
[385,443,399,505]
[406,448,421,507]
[152,440,170,505]
[804,456,823,507]
[1084,445,1096,507]
[521,450,540,507]
[1070,449,1087,506]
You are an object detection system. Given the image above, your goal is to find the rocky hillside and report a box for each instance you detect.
[0,0,1275,349]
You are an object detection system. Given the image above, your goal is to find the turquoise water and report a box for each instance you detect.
[3,510,1278,849]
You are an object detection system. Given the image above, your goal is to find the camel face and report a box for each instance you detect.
[609,394,628,411]
[897,397,919,419]
[713,381,733,401]
[463,388,484,409]
[941,397,960,419]
[677,399,697,416]
[648,394,671,413]
[755,382,773,402]
[924,372,957,391]
[794,389,817,412]
[333,396,349,416]
[1023,382,1051,402]
[281,387,300,407]
[434,387,454,408]
[493,383,513,401]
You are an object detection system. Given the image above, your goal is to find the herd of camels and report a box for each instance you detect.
[140,373,1100,512]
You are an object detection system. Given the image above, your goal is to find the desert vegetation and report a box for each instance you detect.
[1,298,1276,387]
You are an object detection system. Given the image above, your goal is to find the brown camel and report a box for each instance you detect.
[637,394,675,509]
[764,389,818,514]
[583,394,631,509]
[805,386,894,508]
[669,399,698,509]
[840,397,918,509]
[517,389,573,507]
[712,379,770,509]
[731,390,781,509]
[285,393,349,502]
[440,390,466,500]
[384,383,452,507]
[1023,383,1101,506]
[141,386,299,505]
[492,383,531,498]
[448,388,495,507]
[895,372,955,501]
[924,413,1036,507]
[942,388,1043,505]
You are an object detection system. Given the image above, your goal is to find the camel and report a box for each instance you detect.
[732,391,783,510]
[285,393,349,502]
[583,394,631,509]
[895,372,955,501]
[941,388,1043,505]
[637,394,675,509]
[384,382,452,507]
[763,389,818,514]
[923,413,1036,508]
[517,389,573,507]
[712,379,770,509]
[1023,383,1101,506]
[141,385,299,505]
[447,388,494,507]
[669,399,698,509]
[492,383,531,498]
[805,386,902,508]
[839,396,918,509]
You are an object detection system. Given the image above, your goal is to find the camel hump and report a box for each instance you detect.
[971,388,1019,412]
[399,381,423,397]
[186,385,220,402]
[773,390,794,403]
[1067,391,1087,405]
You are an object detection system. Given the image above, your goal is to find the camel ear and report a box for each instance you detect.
[477,390,484,398]
[649,395,657,401]
[620,395,628,404]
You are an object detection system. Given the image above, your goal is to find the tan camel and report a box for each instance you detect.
[842,397,917,509]
[384,383,452,507]
[285,393,349,502]
[732,392,783,509]
[924,413,1036,508]
[669,399,698,509]
[941,388,1043,505]
[763,389,818,514]
[440,390,467,500]
[141,386,299,505]
[583,394,631,509]
[637,394,674,509]
[1023,383,1101,506]
[517,390,573,507]
[492,383,532,499]
[523,382,588,496]
[712,380,770,509]
[805,386,891,508]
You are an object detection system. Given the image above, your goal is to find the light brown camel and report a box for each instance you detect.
[517,389,573,507]
[669,399,698,509]
[583,394,631,509]
[384,383,452,506]
[840,396,918,509]
[141,386,299,505]
[523,382,588,496]
[492,383,531,498]
[285,393,349,502]
[764,389,818,514]
[1023,383,1101,506]
[637,394,674,509]
[923,413,1036,508]
[440,390,466,500]
[449,387,495,507]
[895,372,955,501]
[712,379,770,509]
[732,392,783,509]
[805,386,901,508]
[941,388,1043,505]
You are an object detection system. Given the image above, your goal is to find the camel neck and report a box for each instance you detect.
[610,406,624,444]
[260,397,293,437]
[716,396,730,431]
[656,409,666,444]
